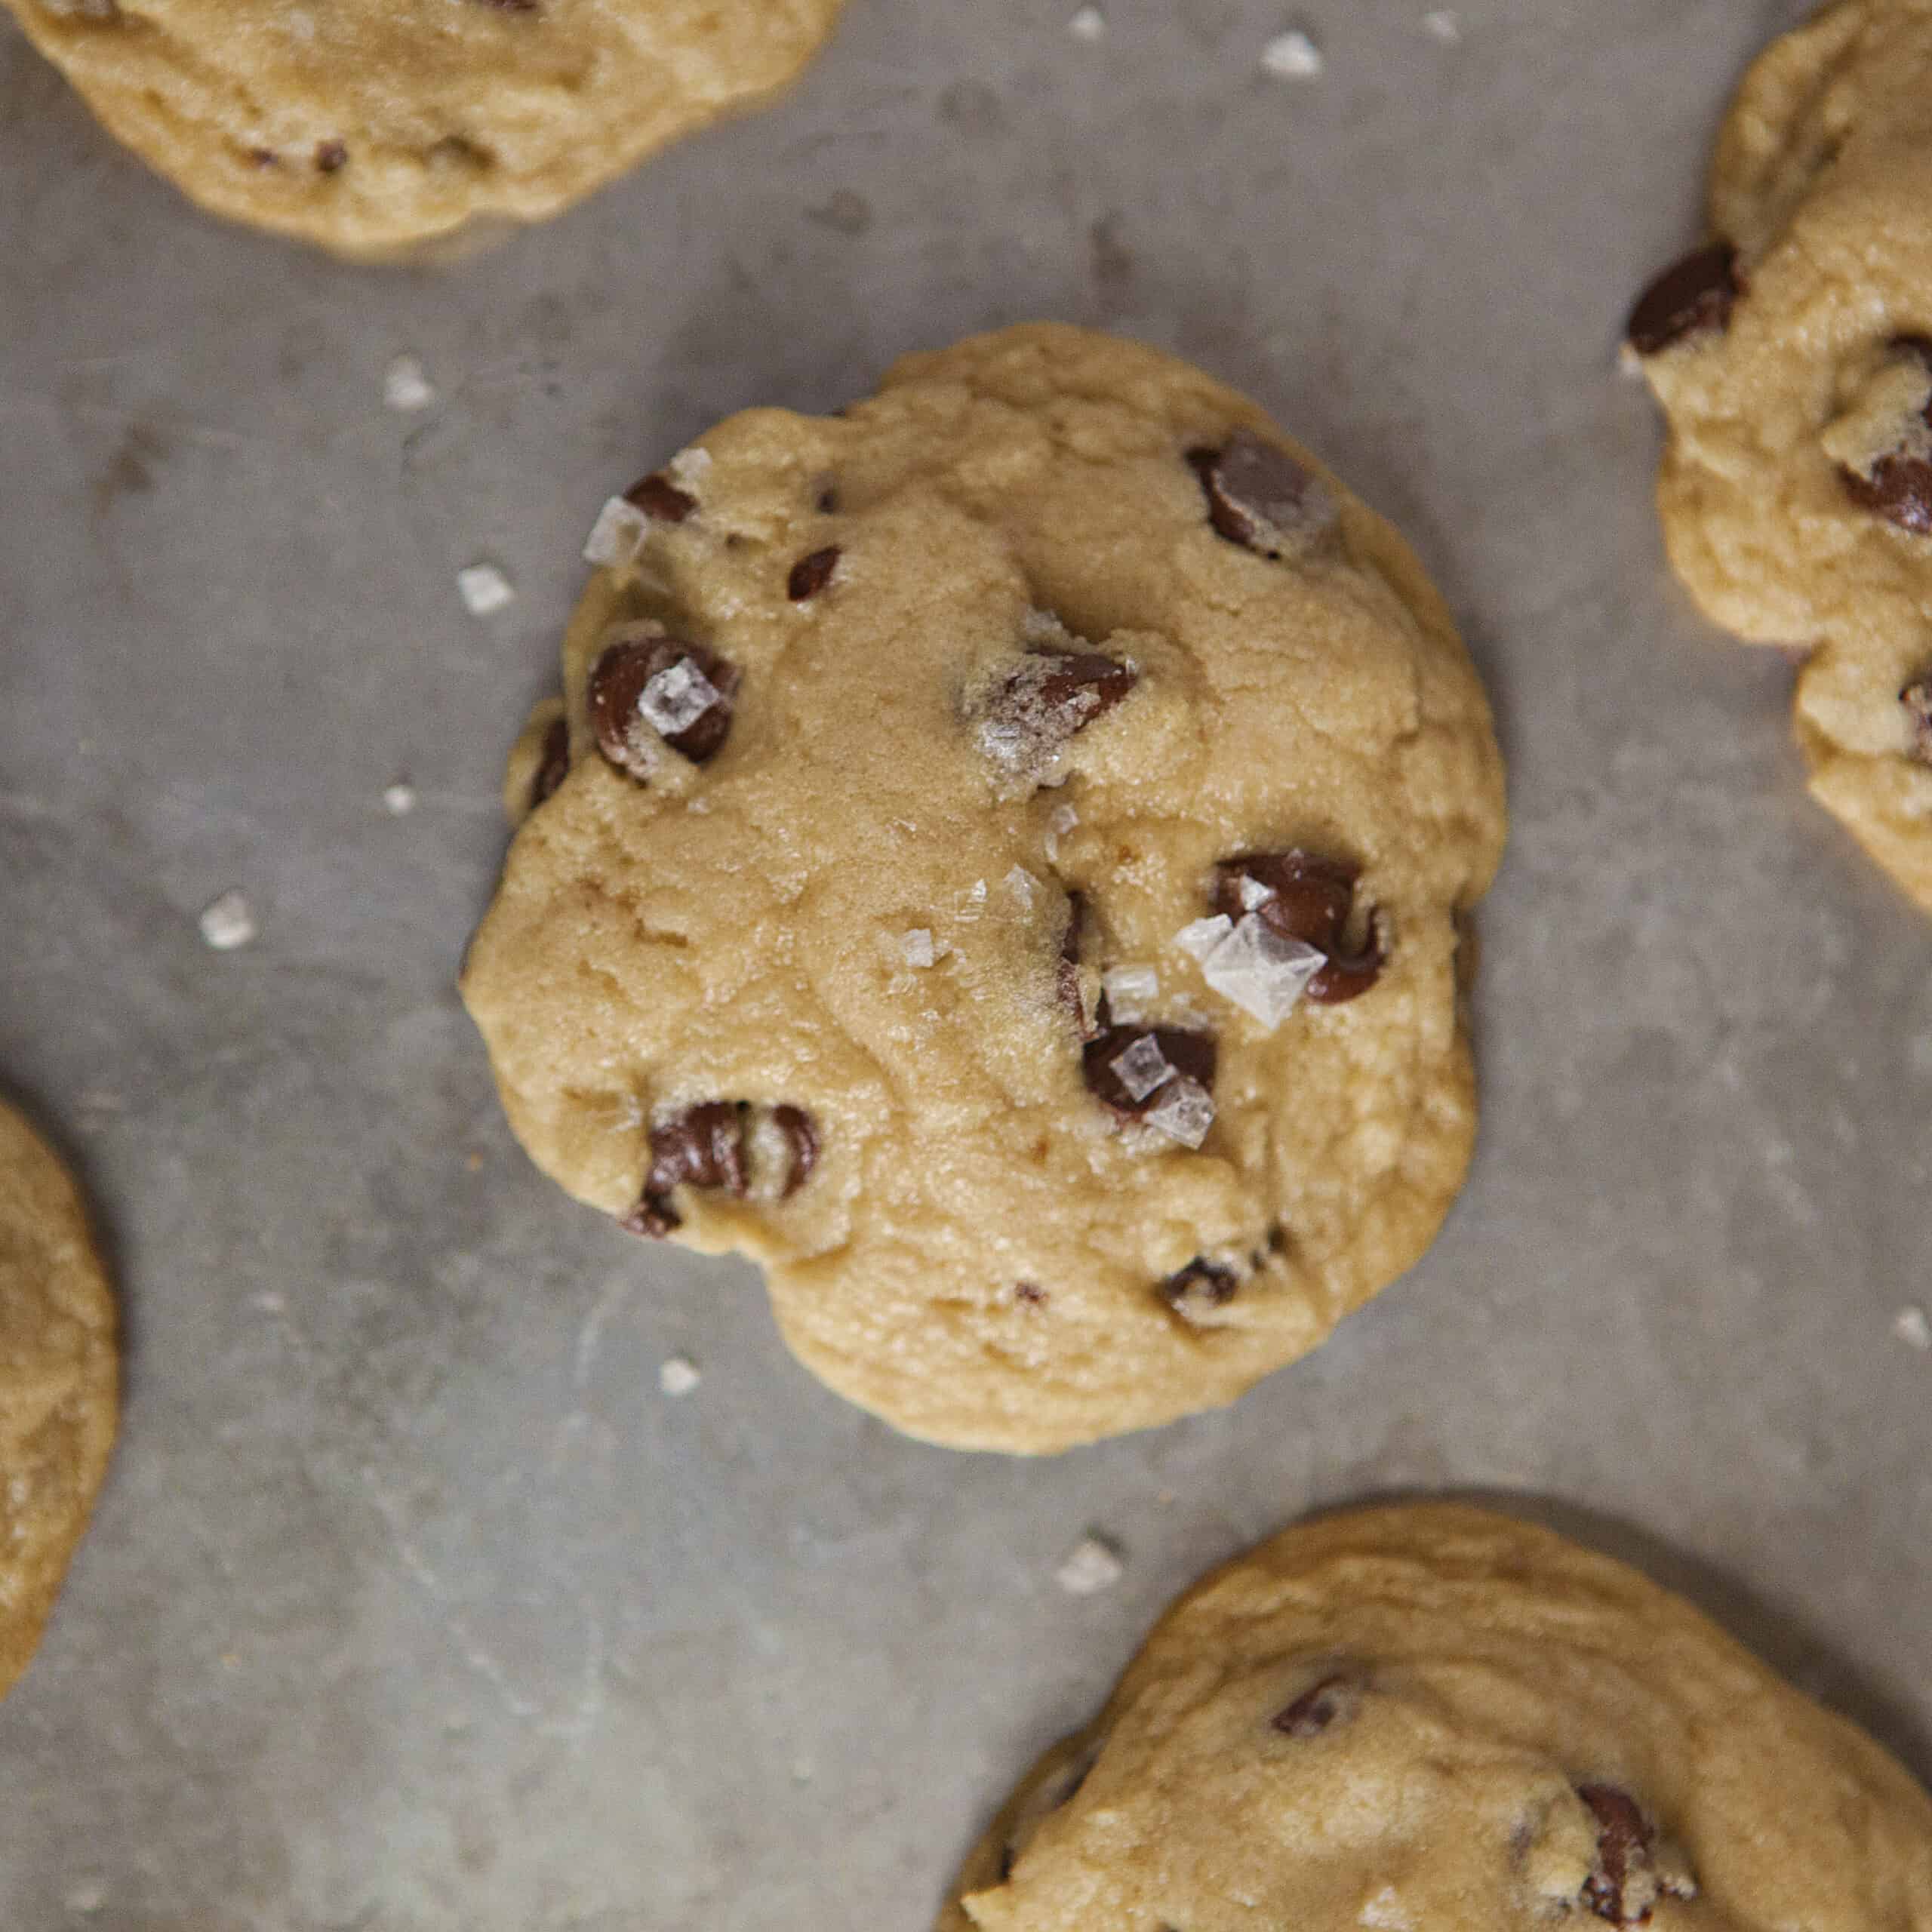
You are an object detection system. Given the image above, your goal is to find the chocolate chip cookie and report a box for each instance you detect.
[940,1503,1932,1930]
[0,1098,117,1699]
[461,323,1506,1453]
[3,0,844,257]
[1628,0,1932,911]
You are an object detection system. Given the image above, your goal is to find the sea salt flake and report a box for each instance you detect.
[1361,1887,1413,1931]
[583,495,650,569]
[383,355,435,412]
[1238,874,1273,911]
[382,781,417,816]
[198,890,256,952]
[668,445,713,486]
[1051,803,1080,836]
[1896,1306,1932,1351]
[1176,915,1234,962]
[1056,1535,1123,1595]
[457,562,514,617]
[903,928,938,969]
[1146,1075,1215,1149]
[1423,9,1460,42]
[1261,27,1323,78]
[638,657,722,737]
[1004,865,1038,909]
[659,1355,701,1395]
[1068,5,1105,39]
[1103,965,1159,1021]
[1202,916,1325,1028]
[1111,1033,1175,1103]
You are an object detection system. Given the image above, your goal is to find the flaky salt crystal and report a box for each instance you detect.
[1176,915,1233,962]
[1238,874,1272,911]
[1202,916,1324,1027]
[383,781,417,816]
[659,1355,701,1395]
[1110,1033,1174,1103]
[198,889,256,952]
[583,496,650,569]
[1896,1306,1931,1351]
[668,445,713,485]
[383,355,435,412]
[1056,1535,1123,1595]
[1261,26,1323,78]
[903,929,937,968]
[457,563,514,617]
[1103,965,1158,1021]
[1051,803,1079,836]
[1423,10,1460,43]
[1004,866,1038,909]
[1068,5,1105,39]
[1146,1076,1214,1149]
[638,657,721,737]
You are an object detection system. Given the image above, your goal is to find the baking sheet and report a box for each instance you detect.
[2,0,1927,1924]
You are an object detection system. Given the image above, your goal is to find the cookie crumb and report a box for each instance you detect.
[1422,9,1460,42]
[659,1355,701,1395]
[1068,5,1105,40]
[1895,1306,1931,1351]
[198,889,256,952]
[584,495,651,570]
[1056,1534,1124,1595]
[1260,26,1323,79]
[383,781,417,816]
[383,355,435,413]
[457,562,515,617]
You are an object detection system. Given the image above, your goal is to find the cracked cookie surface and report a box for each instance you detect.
[0,1099,117,1700]
[461,323,1505,1453]
[3,0,844,257]
[1629,0,1932,911]
[939,1503,1932,1932]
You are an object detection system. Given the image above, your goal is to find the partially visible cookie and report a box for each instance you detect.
[462,323,1506,1454]
[1627,0,1932,911]
[0,1097,117,1699]
[940,1503,1932,1931]
[2,0,845,258]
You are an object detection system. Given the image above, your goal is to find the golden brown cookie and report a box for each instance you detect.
[462,323,1506,1453]
[1628,0,1932,911]
[2,0,846,259]
[0,1097,117,1699]
[941,1503,1932,1931]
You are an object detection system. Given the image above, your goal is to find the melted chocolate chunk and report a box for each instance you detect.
[1214,851,1386,1004]
[1158,1258,1238,1321]
[626,1102,749,1237]
[1838,337,1932,535]
[588,634,740,776]
[1014,1281,1048,1306]
[977,645,1139,780]
[1626,242,1740,356]
[1272,1672,1360,1738]
[315,140,349,174]
[1189,429,1338,557]
[624,471,697,524]
[1903,675,1932,763]
[771,1104,820,1197]
[530,715,570,810]
[787,546,841,601]
[1082,1024,1216,1119]
[1576,1784,1694,1924]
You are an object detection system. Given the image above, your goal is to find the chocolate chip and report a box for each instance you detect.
[771,1104,820,1197]
[1082,1024,1216,1119]
[530,715,570,810]
[1576,1784,1694,1924]
[1057,892,1100,1038]
[588,634,740,776]
[624,472,697,524]
[1158,1258,1237,1322]
[315,140,348,174]
[1014,1281,1048,1306]
[1837,338,1932,535]
[1189,429,1338,557]
[625,1102,749,1237]
[787,546,841,601]
[1626,242,1740,356]
[247,147,279,168]
[1903,676,1932,762]
[1214,851,1386,1004]
[1271,1672,1359,1738]
[976,645,1140,785]
[816,485,840,514]
[477,0,538,11]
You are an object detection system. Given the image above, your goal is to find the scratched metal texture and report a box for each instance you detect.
[0,1,1926,1926]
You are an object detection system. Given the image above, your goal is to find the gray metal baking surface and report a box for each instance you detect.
[2,0,1926,1924]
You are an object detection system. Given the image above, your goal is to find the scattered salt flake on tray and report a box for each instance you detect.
[659,1355,701,1396]
[1201,916,1324,1027]
[1111,1032,1175,1103]
[1176,914,1233,962]
[1103,965,1159,1020]
[903,928,938,968]
[1423,9,1460,42]
[1146,1075,1214,1149]
[1068,5,1105,40]
[457,562,514,617]
[383,355,434,412]
[639,657,723,737]
[583,495,650,569]
[383,781,417,816]
[1056,1535,1123,1595]
[1261,26,1322,78]
[198,889,256,952]
[1895,1306,1931,1352]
